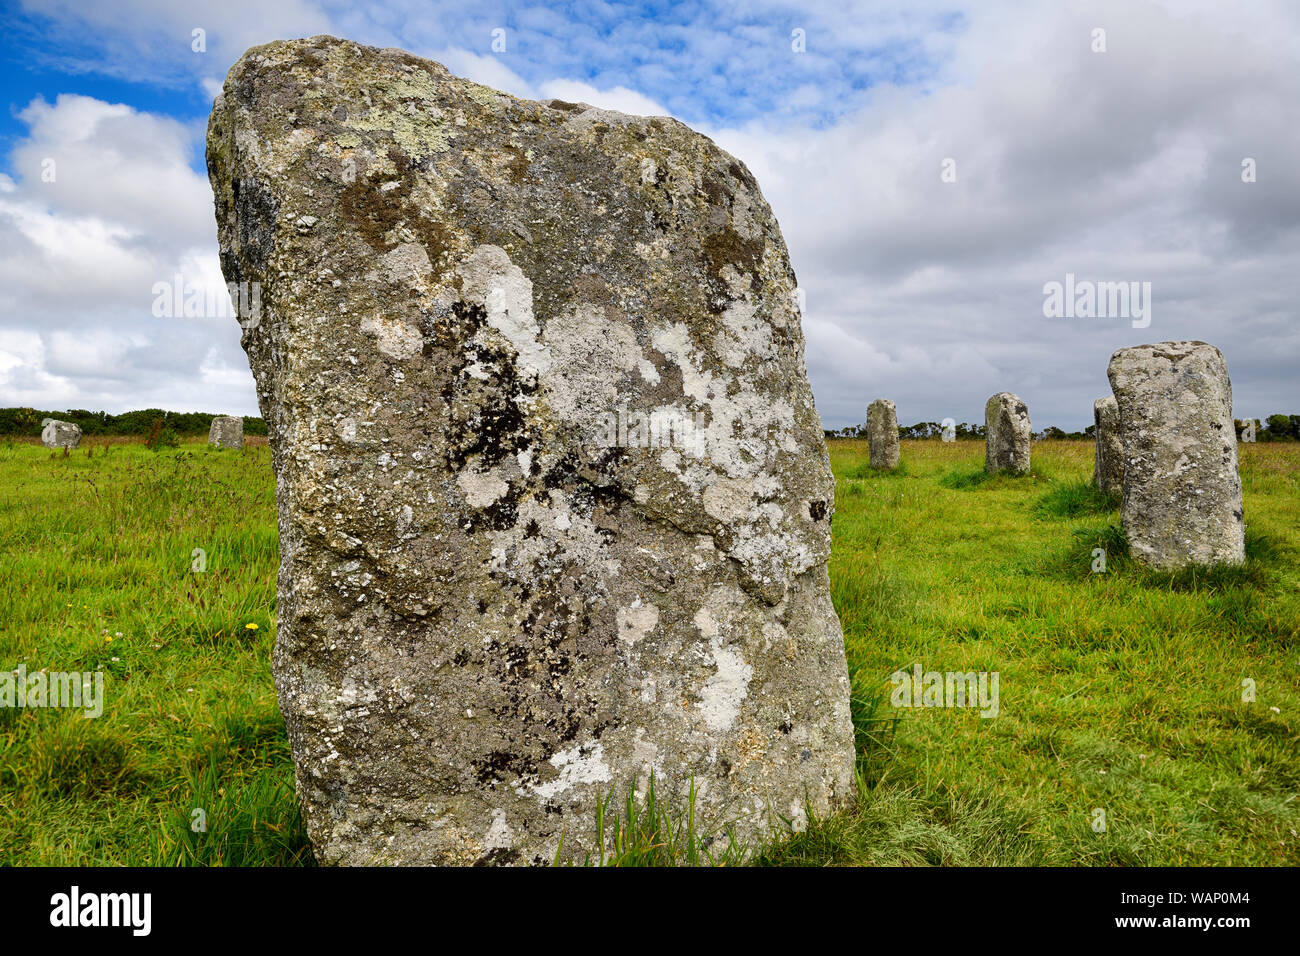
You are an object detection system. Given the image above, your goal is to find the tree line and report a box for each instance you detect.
[0,407,268,437]
[826,414,1299,442]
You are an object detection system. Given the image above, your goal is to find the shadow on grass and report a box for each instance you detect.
[940,464,1039,490]
[1034,478,1119,519]
[753,778,1042,867]
[844,460,912,480]
[1043,521,1285,595]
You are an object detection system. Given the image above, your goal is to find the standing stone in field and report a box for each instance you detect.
[1093,396,1123,498]
[866,399,899,469]
[1107,341,1244,569]
[207,36,856,866]
[40,419,82,449]
[984,392,1030,474]
[208,415,244,450]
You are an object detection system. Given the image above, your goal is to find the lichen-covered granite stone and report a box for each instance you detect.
[866,399,899,470]
[207,36,855,866]
[984,392,1030,474]
[1092,396,1123,498]
[208,415,244,449]
[41,419,81,449]
[1107,341,1244,569]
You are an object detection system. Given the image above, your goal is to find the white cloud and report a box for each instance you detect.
[537,80,671,117]
[0,93,254,415]
[704,0,1300,428]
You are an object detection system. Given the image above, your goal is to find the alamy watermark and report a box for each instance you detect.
[890,664,999,718]
[50,886,150,936]
[1042,273,1151,328]
[592,406,708,458]
[1,665,104,718]
[151,275,262,328]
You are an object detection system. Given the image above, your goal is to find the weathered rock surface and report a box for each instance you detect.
[866,399,899,470]
[208,415,244,449]
[1093,396,1123,498]
[207,36,855,866]
[41,419,82,449]
[1107,341,1244,569]
[984,392,1030,474]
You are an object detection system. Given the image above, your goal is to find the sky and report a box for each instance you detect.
[0,0,1296,431]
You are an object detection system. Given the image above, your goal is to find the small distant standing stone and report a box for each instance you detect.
[984,392,1030,474]
[1107,341,1244,569]
[866,399,900,470]
[41,419,82,449]
[1093,396,1123,498]
[208,415,244,450]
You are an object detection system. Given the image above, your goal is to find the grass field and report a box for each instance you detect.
[1,436,1296,865]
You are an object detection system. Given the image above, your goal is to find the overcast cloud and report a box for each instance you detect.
[0,0,1295,429]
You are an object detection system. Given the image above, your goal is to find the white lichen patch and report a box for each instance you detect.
[484,808,514,850]
[529,741,612,801]
[369,242,433,286]
[456,468,509,507]
[617,598,659,645]
[698,640,753,732]
[692,587,755,732]
[714,296,774,369]
[630,728,661,796]
[457,245,551,377]
[649,321,797,483]
[541,301,648,431]
[361,312,423,359]
[703,477,754,524]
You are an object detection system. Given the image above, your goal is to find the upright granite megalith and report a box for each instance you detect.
[207,36,855,865]
[984,392,1030,474]
[866,399,899,470]
[41,418,82,449]
[1107,341,1244,569]
[208,415,244,450]
[1092,396,1123,498]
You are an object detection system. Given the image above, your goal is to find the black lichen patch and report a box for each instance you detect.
[434,300,537,475]
[809,499,828,522]
[473,749,538,787]
[473,847,521,867]
[228,177,279,274]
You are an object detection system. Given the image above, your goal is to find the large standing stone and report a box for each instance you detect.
[1107,341,1244,569]
[208,415,244,449]
[207,36,856,866]
[1093,396,1123,498]
[41,419,82,449]
[866,399,899,470]
[984,392,1030,474]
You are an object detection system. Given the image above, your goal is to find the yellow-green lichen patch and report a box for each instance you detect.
[342,75,458,160]
[462,81,511,109]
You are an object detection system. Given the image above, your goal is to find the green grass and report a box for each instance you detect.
[1,436,1296,865]
[802,438,1300,866]
[0,437,308,865]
